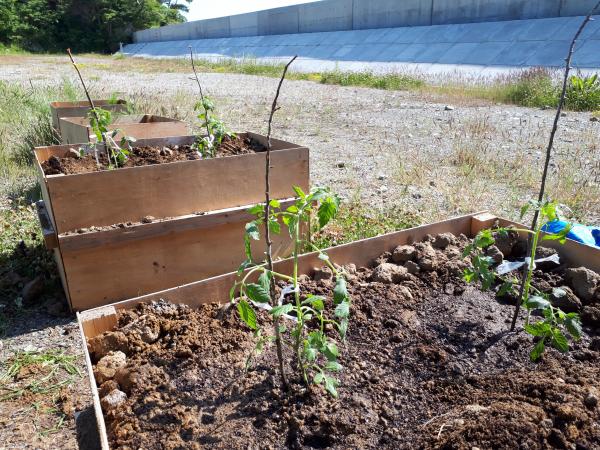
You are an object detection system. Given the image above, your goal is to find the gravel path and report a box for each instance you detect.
[0,55,598,449]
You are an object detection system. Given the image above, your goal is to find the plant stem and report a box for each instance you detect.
[292,222,308,385]
[510,3,600,331]
[189,46,213,156]
[66,48,108,166]
[264,55,296,390]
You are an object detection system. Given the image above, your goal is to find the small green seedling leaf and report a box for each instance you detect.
[333,277,348,305]
[245,283,271,304]
[271,303,294,318]
[237,300,257,330]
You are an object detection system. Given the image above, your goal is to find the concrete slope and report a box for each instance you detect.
[123,16,600,76]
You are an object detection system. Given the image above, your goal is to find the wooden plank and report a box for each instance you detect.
[76,312,111,450]
[59,115,188,144]
[58,198,297,252]
[41,137,309,234]
[62,210,295,311]
[92,213,478,312]
[50,100,127,135]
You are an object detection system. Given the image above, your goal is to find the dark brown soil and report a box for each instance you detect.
[88,234,600,449]
[42,135,265,175]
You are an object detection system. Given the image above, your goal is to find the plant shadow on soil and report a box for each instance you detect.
[89,233,600,449]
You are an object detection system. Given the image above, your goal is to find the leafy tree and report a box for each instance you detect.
[0,0,186,53]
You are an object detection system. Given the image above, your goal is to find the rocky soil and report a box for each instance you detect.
[88,232,600,449]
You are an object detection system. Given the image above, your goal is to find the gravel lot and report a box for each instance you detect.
[0,55,599,448]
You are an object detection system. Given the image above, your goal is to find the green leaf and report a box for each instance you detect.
[323,342,339,361]
[530,338,546,361]
[520,203,530,220]
[524,321,551,337]
[526,295,551,311]
[292,185,306,199]
[245,283,270,304]
[333,277,348,305]
[305,295,325,311]
[237,300,257,330]
[565,314,582,340]
[270,303,294,318]
[497,281,514,297]
[304,346,317,361]
[258,271,271,293]
[551,329,569,353]
[268,217,280,234]
[269,199,280,208]
[245,221,260,240]
[313,372,324,385]
[338,318,349,340]
[323,375,339,397]
[335,301,350,319]
[247,204,264,216]
[317,196,339,229]
[324,361,343,372]
[473,229,495,248]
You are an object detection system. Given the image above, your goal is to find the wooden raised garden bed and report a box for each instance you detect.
[50,100,128,135]
[59,114,188,144]
[78,212,600,449]
[35,133,309,310]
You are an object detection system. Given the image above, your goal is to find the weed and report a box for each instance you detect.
[565,73,600,111]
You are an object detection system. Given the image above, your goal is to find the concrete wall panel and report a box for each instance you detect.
[432,0,561,25]
[560,0,600,17]
[298,0,353,33]
[230,13,259,37]
[353,0,433,29]
[257,6,299,35]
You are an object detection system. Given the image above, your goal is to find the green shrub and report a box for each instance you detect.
[319,71,424,91]
[502,68,559,108]
[565,74,600,111]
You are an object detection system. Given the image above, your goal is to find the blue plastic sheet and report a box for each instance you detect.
[542,220,600,249]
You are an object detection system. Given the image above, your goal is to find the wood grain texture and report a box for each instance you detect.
[35,133,309,234]
[63,208,295,310]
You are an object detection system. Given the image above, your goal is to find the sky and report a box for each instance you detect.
[185,0,320,21]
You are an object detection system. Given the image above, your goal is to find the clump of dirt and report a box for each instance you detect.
[88,233,600,449]
[42,135,265,175]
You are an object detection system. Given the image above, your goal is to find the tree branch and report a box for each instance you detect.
[510,2,600,331]
[264,55,297,390]
[189,46,213,155]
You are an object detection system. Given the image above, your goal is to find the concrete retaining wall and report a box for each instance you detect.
[124,15,600,72]
[134,0,598,43]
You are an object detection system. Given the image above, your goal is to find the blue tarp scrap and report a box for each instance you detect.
[542,220,600,249]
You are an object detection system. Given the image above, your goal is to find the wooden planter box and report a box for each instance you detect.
[59,114,188,144]
[35,133,309,234]
[50,100,128,136]
[35,133,309,310]
[77,212,600,449]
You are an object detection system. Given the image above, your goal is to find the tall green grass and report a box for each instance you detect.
[0,80,79,204]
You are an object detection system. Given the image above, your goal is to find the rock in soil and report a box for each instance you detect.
[100,389,127,411]
[550,286,582,313]
[88,234,600,450]
[565,267,599,303]
[93,351,127,384]
[391,245,416,263]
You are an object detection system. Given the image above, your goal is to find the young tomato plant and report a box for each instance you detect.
[463,200,581,361]
[232,186,350,397]
[86,107,135,168]
[189,46,234,158]
[192,97,235,158]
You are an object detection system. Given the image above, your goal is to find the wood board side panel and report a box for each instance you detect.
[76,313,110,450]
[63,218,294,311]
[59,118,91,144]
[48,147,309,234]
[99,213,477,312]
[110,121,188,140]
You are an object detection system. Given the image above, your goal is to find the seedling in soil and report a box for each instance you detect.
[67,48,134,168]
[189,47,234,158]
[233,186,348,397]
[463,200,581,361]
[86,107,136,168]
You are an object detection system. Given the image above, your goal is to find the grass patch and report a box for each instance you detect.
[313,200,421,249]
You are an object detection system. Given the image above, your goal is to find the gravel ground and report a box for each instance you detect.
[0,55,599,449]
